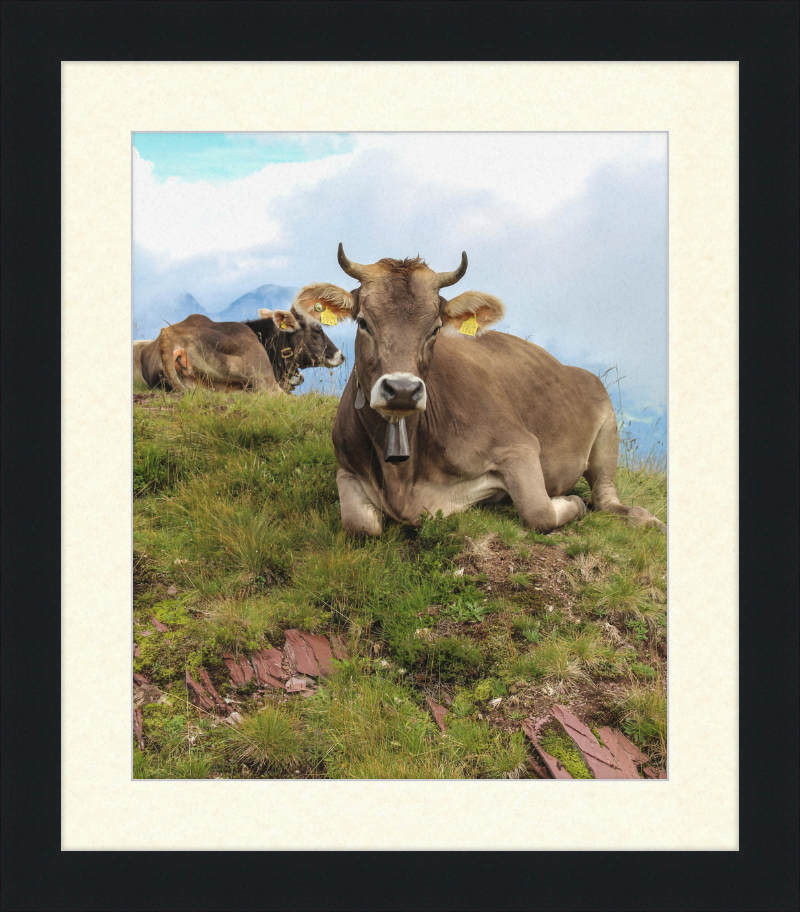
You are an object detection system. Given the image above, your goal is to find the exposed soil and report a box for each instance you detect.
[455,534,575,605]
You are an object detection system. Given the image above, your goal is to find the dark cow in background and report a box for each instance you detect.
[134,306,342,393]
[244,306,343,390]
[292,244,665,536]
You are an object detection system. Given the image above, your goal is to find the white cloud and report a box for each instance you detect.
[132,147,355,259]
[352,132,665,219]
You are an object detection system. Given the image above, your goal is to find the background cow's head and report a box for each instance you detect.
[293,245,505,421]
[247,306,343,389]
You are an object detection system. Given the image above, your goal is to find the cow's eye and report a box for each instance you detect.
[429,325,441,339]
[357,318,372,336]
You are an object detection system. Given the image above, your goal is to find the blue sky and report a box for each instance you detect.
[133,132,355,182]
[132,132,667,441]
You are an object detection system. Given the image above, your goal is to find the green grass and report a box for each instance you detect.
[224,704,306,774]
[132,387,668,778]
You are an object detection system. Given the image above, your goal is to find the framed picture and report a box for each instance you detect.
[130,128,669,787]
[66,58,733,852]
[4,3,796,910]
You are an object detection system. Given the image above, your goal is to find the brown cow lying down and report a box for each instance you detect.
[291,244,665,536]
[134,307,342,393]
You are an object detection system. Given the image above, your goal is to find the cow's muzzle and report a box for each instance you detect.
[370,372,427,418]
[324,350,344,368]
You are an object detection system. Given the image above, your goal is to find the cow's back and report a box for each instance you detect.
[428,332,610,433]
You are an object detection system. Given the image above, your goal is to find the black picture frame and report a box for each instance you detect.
[2,2,797,910]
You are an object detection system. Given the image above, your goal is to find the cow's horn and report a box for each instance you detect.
[337,243,367,281]
[435,251,468,288]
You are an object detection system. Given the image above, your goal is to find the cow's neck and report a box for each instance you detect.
[265,328,297,385]
[355,395,423,469]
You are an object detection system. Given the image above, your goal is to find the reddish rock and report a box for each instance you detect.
[151,617,169,633]
[599,725,649,768]
[250,649,284,689]
[222,653,247,685]
[133,673,150,686]
[185,671,214,712]
[641,766,667,779]
[140,630,152,638]
[301,633,334,677]
[285,675,312,693]
[199,669,230,714]
[550,705,628,780]
[133,643,140,658]
[597,727,641,779]
[284,629,320,677]
[166,586,178,596]
[263,647,288,680]
[522,718,574,779]
[133,707,145,750]
[528,757,549,779]
[238,656,254,683]
[426,697,448,731]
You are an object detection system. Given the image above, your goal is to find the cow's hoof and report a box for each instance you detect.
[572,495,587,519]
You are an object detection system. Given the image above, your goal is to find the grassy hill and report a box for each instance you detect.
[133,387,667,779]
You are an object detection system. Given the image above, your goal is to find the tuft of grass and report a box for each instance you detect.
[134,443,182,496]
[508,571,531,590]
[485,731,529,779]
[305,665,463,778]
[533,641,588,690]
[615,681,667,761]
[419,635,486,683]
[511,617,541,644]
[593,571,652,616]
[224,705,306,774]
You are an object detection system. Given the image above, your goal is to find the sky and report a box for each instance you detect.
[132,132,667,443]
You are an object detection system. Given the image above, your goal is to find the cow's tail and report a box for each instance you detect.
[158,327,187,391]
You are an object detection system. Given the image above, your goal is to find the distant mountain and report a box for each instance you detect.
[133,284,298,340]
[177,292,203,312]
[212,284,297,323]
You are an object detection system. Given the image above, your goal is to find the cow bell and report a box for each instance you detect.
[384,417,410,463]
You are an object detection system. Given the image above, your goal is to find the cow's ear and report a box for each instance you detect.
[293,283,356,323]
[441,291,505,336]
[272,310,300,333]
[258,308,273,319]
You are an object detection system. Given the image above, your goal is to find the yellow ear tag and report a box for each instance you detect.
[280,322,289,330]
[320,305,338,326]
[459,314,479,336]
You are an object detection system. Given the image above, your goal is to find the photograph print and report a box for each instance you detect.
[132,131,667,781]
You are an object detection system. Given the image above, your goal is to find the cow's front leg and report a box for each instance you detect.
[499,447,585,533]
[336,469,383,536]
